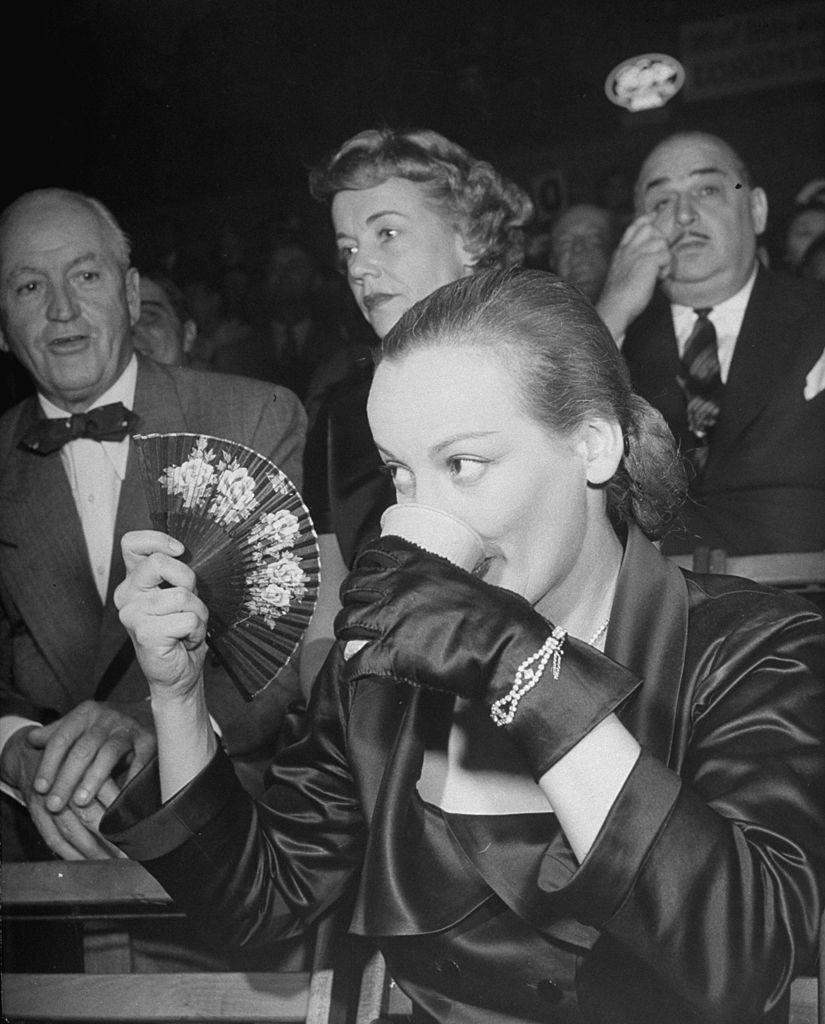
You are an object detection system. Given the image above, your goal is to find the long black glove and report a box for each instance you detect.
[334,536,641,779]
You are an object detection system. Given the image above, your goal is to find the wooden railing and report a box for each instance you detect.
[668,547,825,593]
[1,858,361,1023]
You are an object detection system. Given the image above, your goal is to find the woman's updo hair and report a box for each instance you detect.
[309,127,533,270]
[379,267,687,540]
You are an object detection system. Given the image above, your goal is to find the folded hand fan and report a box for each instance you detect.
[132,433,319,700]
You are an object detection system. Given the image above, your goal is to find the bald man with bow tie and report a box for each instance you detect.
[0,188,307,862]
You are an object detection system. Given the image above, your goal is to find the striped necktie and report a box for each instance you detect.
[677,307,722,471]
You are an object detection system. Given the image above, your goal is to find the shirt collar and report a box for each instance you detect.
[38,354,138,481]
[671,265,758,323]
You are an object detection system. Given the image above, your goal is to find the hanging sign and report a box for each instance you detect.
[679,1,824,101]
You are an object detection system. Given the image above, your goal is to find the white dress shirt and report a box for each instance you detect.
[40,356,138,601]
[670,268,757,383]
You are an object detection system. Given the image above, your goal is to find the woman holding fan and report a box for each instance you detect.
[106,268,824,1023]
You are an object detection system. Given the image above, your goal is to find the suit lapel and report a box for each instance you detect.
[710,267,799,460]
[351,682,493,936]
[0,402,102,702]
[624,291,692,447]
[95,357,191,680]
[607,526,689,766]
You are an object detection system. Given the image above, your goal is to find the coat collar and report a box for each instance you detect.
[349,683,493,935]
[607,525,689,764]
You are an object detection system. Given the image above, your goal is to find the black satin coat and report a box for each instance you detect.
[103,527,825,1024]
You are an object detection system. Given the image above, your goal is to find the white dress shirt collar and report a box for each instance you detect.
[38,354,138,480]
[670,267,758,383]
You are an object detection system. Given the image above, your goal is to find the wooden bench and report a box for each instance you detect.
[0,858,358,1022]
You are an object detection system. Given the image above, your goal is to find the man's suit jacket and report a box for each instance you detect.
[622,266,825,555]
[0,354,307,766]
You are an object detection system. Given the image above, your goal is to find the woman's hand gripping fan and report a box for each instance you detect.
[115,531,210,702]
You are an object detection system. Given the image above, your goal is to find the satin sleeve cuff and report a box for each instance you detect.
[101,745,242,862]
[505,637,643,780]
[539,747,682,922]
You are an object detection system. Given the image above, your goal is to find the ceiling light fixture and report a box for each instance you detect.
[605,53,685,112]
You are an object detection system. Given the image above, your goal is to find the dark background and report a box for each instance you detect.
[4,0,824,268]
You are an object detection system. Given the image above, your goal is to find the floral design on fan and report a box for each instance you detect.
[248,508,301,555]
[159,435,259,526]
[159,435,216,505]
[157,436,310,628]
[247,551,309,628]
[245,508,308,627]
[266,470,292,498]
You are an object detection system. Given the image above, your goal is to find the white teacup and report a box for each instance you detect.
[343,503,486,659]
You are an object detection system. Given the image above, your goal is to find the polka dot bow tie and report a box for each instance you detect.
[19,402,138,455]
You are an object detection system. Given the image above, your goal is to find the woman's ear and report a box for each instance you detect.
[125,267,142,328]
[583,418,623,485]
[182,319,198,356]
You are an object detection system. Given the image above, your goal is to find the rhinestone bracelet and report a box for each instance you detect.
[489,625,567,727]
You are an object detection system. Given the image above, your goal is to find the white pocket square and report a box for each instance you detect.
[804,348,825,400]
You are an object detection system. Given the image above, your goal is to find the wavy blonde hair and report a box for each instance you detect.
[310,127,534,271]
